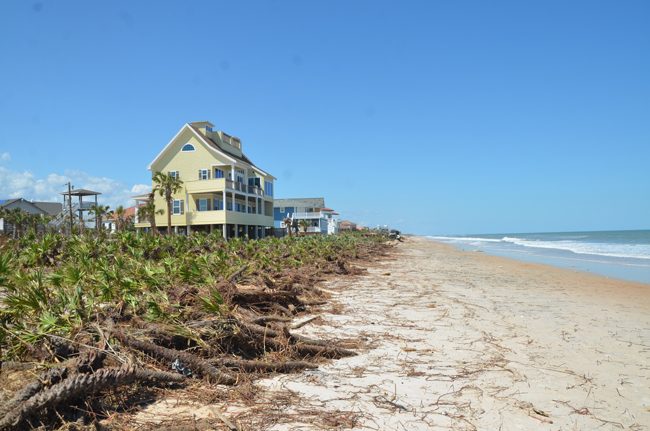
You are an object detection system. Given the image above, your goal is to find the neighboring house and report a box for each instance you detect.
[135,121,275,238]
[273,197,339,235]
[338,220,358,231]
[103,206,138,232]
[0,198,63,234]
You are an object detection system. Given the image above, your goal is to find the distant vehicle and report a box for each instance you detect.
[388,229,402,241]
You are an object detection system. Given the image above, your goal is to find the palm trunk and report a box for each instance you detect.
[149,214,157,235]
[167,199,172,235]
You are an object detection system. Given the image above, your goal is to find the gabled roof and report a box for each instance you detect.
[0,198,50,215]
[148,123,275,179]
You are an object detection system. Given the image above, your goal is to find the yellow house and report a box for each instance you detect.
[135,121,275,238]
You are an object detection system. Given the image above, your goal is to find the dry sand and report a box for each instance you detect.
[138,236,650,430]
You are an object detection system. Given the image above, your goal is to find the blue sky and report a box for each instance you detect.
[1,0,648,234]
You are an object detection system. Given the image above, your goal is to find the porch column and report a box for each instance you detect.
[254,225,259,239]
[209,224,213,234]
[234,224,238,238]
[231,165,235,182]
[223,224,227,239]
[222,190,226,211]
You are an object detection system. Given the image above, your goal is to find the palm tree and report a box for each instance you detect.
[138,193,163,235]
[7,208,27,239]
[89,204,111,232]
[152,171,184,235]
[114,205,126,232]
[283,216,293,237]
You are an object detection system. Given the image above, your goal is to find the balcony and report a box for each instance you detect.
[292,212,328,219]
[186,178,265,197]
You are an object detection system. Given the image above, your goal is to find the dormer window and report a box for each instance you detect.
[181,143,195,152]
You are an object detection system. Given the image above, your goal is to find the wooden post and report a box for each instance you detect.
[66,182,74,235]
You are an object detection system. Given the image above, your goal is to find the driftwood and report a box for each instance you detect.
[0,365,183,430]
[236,318,356,359]
[112,331,237,385]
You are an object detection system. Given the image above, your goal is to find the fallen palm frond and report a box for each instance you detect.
[0,365,184,430]
[111,330,237,385]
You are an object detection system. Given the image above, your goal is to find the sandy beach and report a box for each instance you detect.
[136,236,650,430]
[255,236,650,430]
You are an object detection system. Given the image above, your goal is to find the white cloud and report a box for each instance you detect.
[0,152,10,162]
[130,183,151,195]
[0,166,149,209]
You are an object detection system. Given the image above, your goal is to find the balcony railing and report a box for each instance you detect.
[186,178,266,197]
[292,212,328,219]
[225,180,265,196]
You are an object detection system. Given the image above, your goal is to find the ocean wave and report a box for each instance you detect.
[427,235,650,260]
[499,237,650,260]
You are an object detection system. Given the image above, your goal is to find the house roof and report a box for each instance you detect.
[274,198,326,209]
[0,198,61,215]
[106,206,138,221]
[60,188,102,197]
[148,123,275,179]
[187,124,254,165]
[0,198,20,208]
[32,201,63,216]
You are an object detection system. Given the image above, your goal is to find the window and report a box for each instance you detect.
[214,168,224,179]
[226,201,233,211]
[264,180,273,197]
[197,198,209,211]
[168,171,179,179]
[181,143,195,152]
[172,199,184,215]
[236,169,245,184]
[198,169,210,180]
[213,199,224,210]
[279,207,285,213]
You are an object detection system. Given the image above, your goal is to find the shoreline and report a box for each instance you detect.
[424,235,650,286]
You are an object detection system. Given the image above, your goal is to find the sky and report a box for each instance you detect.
[1,0,648,235]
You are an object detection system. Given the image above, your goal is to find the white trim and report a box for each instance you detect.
[148,124,238,171]
[147,123,277,180]
[147,124,190,170]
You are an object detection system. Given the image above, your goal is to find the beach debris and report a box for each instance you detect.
[171,358,193,377]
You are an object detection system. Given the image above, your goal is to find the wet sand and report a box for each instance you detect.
[257,236,650,430]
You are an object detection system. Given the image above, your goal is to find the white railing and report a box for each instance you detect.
[292,212,325,219]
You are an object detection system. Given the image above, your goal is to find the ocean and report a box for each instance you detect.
[427,230,650,284]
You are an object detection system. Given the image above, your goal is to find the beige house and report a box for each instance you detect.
[135,121,275,238]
